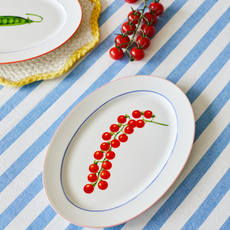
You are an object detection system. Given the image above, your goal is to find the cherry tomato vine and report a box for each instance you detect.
[83,109,168,194]
[109,0,164,61]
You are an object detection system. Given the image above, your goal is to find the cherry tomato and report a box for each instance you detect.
[128,10,141,24]
[118,134,128,142]
[136,119,145,128]
[88,173,97,182]
[102,161,112,170]
[89,164,99,173]
[106,151,116,160]
[121,21,136,35]
[110,124,120,132]
[115,35,130,48]
[143,12,158,25]
[124,125,134,134]
[149,1,164,16]
[94,150,104,160]
[84,184,94,193]
[98,180,108,190]
[100,170,111,180]
[111,139,120,148]
[100,142,110,151]
[131,47,144,61]
[128,119,136,127]
[136,35,151,49]
[102,132,112,141]
[125,0,138,3]
[141,24,155,38]
[109,47,123,60]
[117,115,127,124]
[132,110,142,118]
[144,110,153,118]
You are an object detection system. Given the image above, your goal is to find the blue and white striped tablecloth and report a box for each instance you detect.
[0,0,229,229]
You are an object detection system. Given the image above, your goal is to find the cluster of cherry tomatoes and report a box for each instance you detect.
[109,0,164,61]
[83,109,156,194]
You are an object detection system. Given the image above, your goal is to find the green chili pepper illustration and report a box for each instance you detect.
[0,13,43,26]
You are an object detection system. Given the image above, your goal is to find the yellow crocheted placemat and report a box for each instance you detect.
[0,0,101,87]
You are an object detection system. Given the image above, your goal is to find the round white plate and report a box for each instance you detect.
[43,75,195,228]
[0,0,82,64]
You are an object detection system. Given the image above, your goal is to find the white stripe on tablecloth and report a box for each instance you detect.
[199,185,230,230]
[100,0,116,12]
[0,148,47,214]
[0,87,20,108]
[121,101,230,230]
[160,142,230,230]
[113,0,204,81]
[4,189,49,230]
[152,0,230,79]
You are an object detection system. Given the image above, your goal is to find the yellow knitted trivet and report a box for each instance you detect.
[0,0,101,87]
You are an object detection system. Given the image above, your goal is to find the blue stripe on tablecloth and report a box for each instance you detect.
[167,9,230,85]
[187,43,230,104]
[0,0,188,156]
[181,169,230,230]
[0,173,43,230]
[0,82,41,122]
[137,0,219,76]
[143,123,230,230]
[98,0,125,27]
[26,205,56,230]
[194,82,230,141]
[65,224,83,230]
[220,217,230,230]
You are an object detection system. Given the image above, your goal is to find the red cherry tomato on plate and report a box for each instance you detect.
[131,47,144,61]
[149,1,164,16]
[128,119,136,127]
[115,35,130,48]
[88,173,97,182]
[144,110,153,118]
[121,21,136,35]
[132,110,142,118]
[117,115,127,123]
[94,151,104,160]
[109,47,123,60]
[110,124,120,132]
[136,35,151,49]
[124,125,134,134]
[84,184,94,193]
[100,170,111,180]
[106,151,116,160]
[118,134,128,142]
[128,10,141,24]
[141,24,155,38]
[136,119,145,128]
[98,180,108,190]
[102,161,112,170]
[89,164,99,173]
[111,139,120,148]
[102,132,112,141]
[100,142,110,151]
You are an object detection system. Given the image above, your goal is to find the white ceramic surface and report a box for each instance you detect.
[43,75,195,228]
[0,0,82,64]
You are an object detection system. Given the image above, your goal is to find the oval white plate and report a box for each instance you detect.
[0,0,82,64]
[43,75,195,228]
